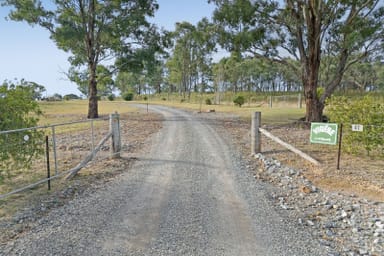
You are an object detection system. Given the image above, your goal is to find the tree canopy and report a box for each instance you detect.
[210,0,384,121]
[4,0,160,118]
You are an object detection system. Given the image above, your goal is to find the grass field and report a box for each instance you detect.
[143,98,306,125]
[38,100,138,125]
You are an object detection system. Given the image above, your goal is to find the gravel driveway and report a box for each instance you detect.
[0,105,326,256]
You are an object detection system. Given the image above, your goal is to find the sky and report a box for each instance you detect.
[0,0,216,96]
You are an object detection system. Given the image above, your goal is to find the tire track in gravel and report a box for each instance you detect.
[0,105,326,256]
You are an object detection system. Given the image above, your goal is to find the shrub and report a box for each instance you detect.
[326,95,384,156]
[233,95,245,107]
[162,97,166,101]
[122,92,134,101]
[205,98,212,105]
[63,94,80,100]
[0,82,44,181]
[107,94,115,101]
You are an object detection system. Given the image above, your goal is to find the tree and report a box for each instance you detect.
[211,0,384,122]
[19,79,46,100]
[5,0,159,118]
[0,81,43,181]
[166,19,216,99]
[69,65,114,97]
[115,71,144,95]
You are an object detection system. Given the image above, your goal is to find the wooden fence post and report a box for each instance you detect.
[298,93,302,109]
[110,112,121,158]
[251,112,261,155]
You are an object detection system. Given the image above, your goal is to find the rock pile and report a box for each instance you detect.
[254,153,384,256]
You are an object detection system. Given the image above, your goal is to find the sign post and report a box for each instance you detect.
[310,122,342,169]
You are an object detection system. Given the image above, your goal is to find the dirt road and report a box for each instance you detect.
[0,106,326,255]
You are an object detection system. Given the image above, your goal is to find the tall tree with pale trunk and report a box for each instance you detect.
[210,0,384,122]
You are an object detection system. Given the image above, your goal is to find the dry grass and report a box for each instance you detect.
[259,125,384,202]
[39,100,137,124]
[0,101,161,222]
[148,99,384,202]
[147,99,306,124]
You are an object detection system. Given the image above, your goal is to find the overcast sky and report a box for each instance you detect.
[0,0,216,96]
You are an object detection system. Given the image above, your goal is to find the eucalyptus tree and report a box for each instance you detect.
[4,0,159,118]
[115,71,143,95]
[167,19,216,99]
[373,62,384,91]
[167,22,198,98]
[69,65,114,97]
[341,61,377,92]
[210,0,384,122]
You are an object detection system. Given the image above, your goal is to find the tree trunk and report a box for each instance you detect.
[86,0,98,119]
[302,1,323,123]
[303,59,323,122]
[88,64,98,119]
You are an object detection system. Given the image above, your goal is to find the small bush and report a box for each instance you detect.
[122,92,134,101]
[143,96,148,101]
[326,95,384,156]
[205,98,212,105]
[180,98,186,103]
[162,97,167,101]
[107,94,115,101]
[233,96,245,107]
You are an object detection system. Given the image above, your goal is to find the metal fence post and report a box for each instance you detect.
[110,112,121,158]
[251,112,261,155]
[51,126,58,175]
[90,120,95,158]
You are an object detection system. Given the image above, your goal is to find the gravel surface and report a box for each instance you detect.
[1,105,329,255]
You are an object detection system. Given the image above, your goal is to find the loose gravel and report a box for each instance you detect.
[251,153,384,256]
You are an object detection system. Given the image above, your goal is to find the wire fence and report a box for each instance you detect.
[0,116,114,198]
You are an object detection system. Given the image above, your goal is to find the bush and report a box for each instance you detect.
[326,95,384,156]
[0,82,44,181]
[122,92,134,101]
[63,94,80,100]
[233,95,245,107]
[205,98,212,105]
[107,94,115,101]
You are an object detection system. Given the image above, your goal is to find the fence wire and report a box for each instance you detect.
[0,117,111,198]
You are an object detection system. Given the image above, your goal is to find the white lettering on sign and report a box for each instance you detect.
[351,124,364,132]
[312,125,336,136]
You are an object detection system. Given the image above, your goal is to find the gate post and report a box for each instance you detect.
[251,112,261,155]
[110,112,121,158]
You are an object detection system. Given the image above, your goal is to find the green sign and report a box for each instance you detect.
[310,123,338,145]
